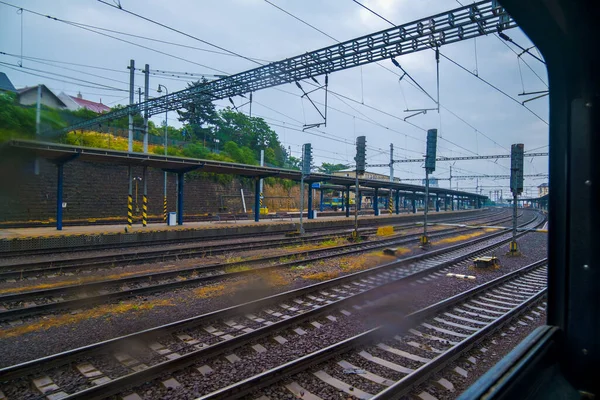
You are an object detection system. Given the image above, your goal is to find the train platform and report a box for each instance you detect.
[0,209,479,254]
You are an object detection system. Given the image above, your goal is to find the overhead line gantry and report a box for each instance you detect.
[367,152,548,168]
[54,0,516,133]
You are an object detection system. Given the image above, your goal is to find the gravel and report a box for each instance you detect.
[114,315,371,400]
[0,224,545,368]
[412,302,547,400]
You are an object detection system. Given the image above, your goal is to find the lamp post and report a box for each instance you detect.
[157,84,168,223]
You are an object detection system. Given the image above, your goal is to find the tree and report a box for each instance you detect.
[213,108,286,166]
[286,156,302,170]
[318,162,349,174]
[177,78,218,144]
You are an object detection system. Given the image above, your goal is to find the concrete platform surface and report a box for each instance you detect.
[0,211,450,240]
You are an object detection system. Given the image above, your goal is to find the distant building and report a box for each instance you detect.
[538,182,549,197]
[58,92,110,113]
[17,85,67,109]
[0,72,16,93]
[333,169,391,182]
[422,177,439,187]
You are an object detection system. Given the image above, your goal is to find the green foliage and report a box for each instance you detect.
[0,90,292,170]
[177,79,219,142]
[0,92,68,141]
[318,162,348,174]
[286,156,302,170]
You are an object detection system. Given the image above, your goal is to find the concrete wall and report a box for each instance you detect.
[0,157,256,223]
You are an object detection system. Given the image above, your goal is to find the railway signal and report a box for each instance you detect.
[353,136,367,240]
[509,143,524,256]
[421,129,437,247]
[299,143,312,235]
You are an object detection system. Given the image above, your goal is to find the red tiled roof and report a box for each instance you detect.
[69,96,111,113]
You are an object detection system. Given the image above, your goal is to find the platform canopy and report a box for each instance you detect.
[2,140,486,200]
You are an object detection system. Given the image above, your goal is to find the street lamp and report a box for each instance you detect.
[157,84,169,223]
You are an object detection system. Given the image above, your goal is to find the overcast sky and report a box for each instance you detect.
[0,0,549,197]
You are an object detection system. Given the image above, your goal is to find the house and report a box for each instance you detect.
[0,72,17,93]
[538,182,549,197]
[17,85,67,109]
[333,169,392,182]
[58,92,110,113]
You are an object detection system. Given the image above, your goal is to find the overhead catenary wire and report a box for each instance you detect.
[1,1,421,159]
[438,51,549,125]
[2,0,536,177]
[0,62,128,92]
[0,2,230,75]
[351,0,534,152]
[96,0,262,67]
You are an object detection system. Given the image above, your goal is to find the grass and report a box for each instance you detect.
[435,229,495,245]
[302,251,397,282]
[284,237,347,252]
[224,255,245,264]
[194,269,290,299]
[376,226,395,236]
[302,271,340,281]
[224,265,252,273]
[195,283,228,298]
[0,265,184,295]
[0,299,174,339]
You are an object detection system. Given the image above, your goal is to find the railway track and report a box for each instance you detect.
[201,260,548,400]
[0,213,523,322]
[0,212,545,400]
[0,210,501,259]
[0,210,508,279]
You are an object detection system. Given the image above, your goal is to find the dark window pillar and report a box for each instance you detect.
[374,188,379,216]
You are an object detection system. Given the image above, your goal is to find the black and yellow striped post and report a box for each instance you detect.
[142,195,148,227]
[388,195,393,214]
[259,192,263,208]
[126,166,133,232]
[127,194,133,230]
[142,167,148,227]
[163,196,167,222]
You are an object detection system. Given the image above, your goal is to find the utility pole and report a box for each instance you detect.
[449,165,452,191]
[34,84,42,175]
[389,143,394,182]
[157,84,169,223]
[128,59,134,153]
[141,64,149,227]
[143,64,149,154]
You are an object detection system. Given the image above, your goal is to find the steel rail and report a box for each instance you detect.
[0,210,510,279]
[0,223,492,321]
[200,257,547,400]
[23,216,545,400]
[0,209,494,258]
[0,212,544,386]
